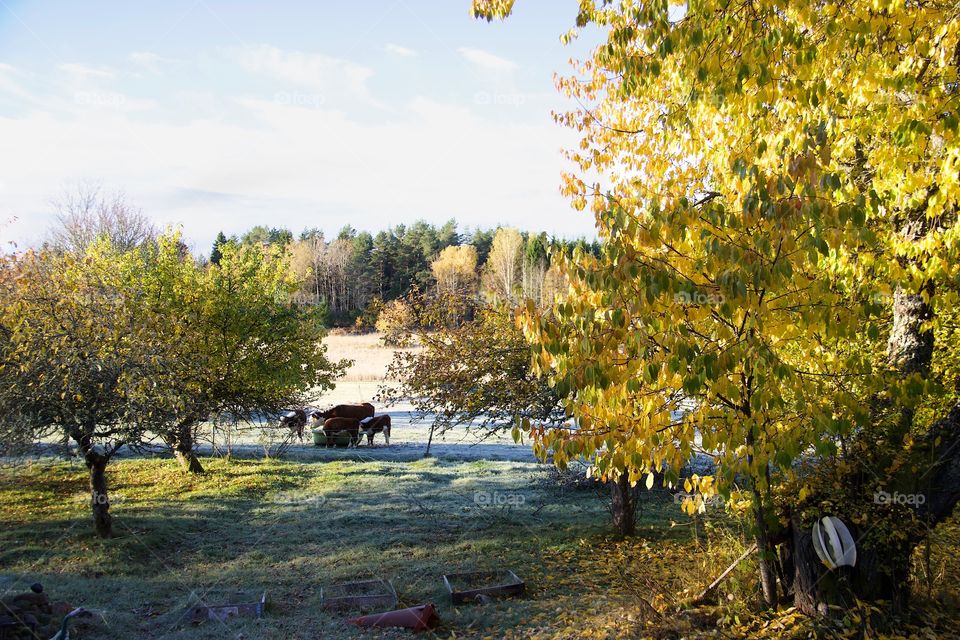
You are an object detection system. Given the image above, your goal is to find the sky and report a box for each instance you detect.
[0,0,602,252]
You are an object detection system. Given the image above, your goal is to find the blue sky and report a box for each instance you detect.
[0,0,602,251]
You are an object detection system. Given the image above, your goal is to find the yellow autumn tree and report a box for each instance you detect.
[432,244,479,297]
[476,0,960,614]
[482,227,524,302]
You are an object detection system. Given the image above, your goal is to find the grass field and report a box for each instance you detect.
[2,458,959,639]
[0,457,750,640]
[4,336,960,638]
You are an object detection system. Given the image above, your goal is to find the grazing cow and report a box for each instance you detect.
[359,415,391,446]
[322,417,361,446]
[279,409,308,440]
[320,403,375,421]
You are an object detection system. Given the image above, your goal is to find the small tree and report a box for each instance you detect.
[376,299,416,346]
[0,244,159,537]
[379,297,565,455]
[209,231,229,265]
[481,228,523,303]
[144,238,348,473]
[431,245,478,297]
[354,297,384,333]
[241,225,293,248]
[431,245,479,326]
[48,183,156,253]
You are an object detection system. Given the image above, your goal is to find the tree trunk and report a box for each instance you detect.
[71,428,114,539]
[784,406,960,615]
[86,452,113,539]
[785,278,960,615]
[166,423,204,474]
[752,489,779,607]
[424,424,435,457]
[887,287,935,443]
[175,449,205,474]
[791,514,840,617]
[887,288,934,376]
[917,402,960,523]
[789,513,913,616]
[611,474,636,536]
[745,427,779,607]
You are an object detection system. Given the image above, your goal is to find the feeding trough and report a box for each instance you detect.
[311,429,353,447]
[184,590,266,624]
[320,579,397,611]
[442,569,524,604]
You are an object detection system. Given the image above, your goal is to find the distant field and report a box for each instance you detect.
[322,331,421,383]
[316,330,415,409]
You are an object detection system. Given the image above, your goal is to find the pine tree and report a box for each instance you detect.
[210,231,227,266]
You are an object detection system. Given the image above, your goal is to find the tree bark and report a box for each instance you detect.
[791,514,841,616]
[86,450,113,539]
[887,289,933,377]
[745,426,779,607]
[174,449,205,474]
[917,402,960,523]
[754,514,779,606]
[886,287,935,443]
[750,482,779,607]
[611,474,636,536]
[789,513,913,616]
[166,422,205,473]
[424,424,435,457]
[71,428,114,539]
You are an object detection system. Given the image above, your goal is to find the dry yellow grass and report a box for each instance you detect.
[322,331,421,382]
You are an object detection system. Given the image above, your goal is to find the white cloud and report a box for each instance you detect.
[230,44,375,103]
[0,89,587,249]
[385,43,417,57]
[0,64,42,105]
[129,51,181,73]
[58,63,116,79]
[0,45,593,249]
[457,47,517,73]
[0,63,152,114]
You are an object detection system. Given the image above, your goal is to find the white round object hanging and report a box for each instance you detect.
[812,516,857,569]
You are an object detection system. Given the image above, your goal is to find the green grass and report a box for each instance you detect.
[1,457,957,639]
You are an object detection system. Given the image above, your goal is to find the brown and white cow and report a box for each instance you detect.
[359,415,391,446]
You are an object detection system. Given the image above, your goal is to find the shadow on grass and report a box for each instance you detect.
[0,456,722,639]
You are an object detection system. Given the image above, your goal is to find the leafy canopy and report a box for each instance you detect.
[503,0,960,513]
[0,232,346,453]
[138,235,346,430]
[381,297,564,437]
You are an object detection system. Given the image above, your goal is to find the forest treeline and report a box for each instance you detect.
[212,221,601,326]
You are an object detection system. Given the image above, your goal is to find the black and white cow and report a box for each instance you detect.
[279,408,323,440]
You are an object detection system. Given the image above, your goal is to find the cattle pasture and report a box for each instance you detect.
[3,457,960,638]
[0,457,746,639]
